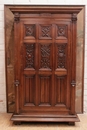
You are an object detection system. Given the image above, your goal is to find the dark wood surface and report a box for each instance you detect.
[10,6,82,123]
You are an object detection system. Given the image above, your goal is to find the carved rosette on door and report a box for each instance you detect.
[56,24,68,39]
[11,7,82,124]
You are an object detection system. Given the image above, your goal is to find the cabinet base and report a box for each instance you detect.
[11,113,80,123]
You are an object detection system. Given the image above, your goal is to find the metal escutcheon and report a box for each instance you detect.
[14,80,19,87]
[71,80,76,87]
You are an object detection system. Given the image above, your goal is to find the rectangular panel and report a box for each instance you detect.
[55,43,67,70]
[24,43,35,70]
[24,75,35,106]
[39,43,52,70]
[55,76,66,106]
[39,76,51,106]
[24,24,36,39]
[55,24,68,40]
[39,24,52,39]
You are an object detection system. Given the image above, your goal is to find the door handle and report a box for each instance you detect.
[71,80,76,87]
[14,80,20,87]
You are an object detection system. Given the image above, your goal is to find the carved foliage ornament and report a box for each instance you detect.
[24,43,34,68]
[25,25,35,37]
[57,25,67,37]
[57,44,66,68]
[40,44,51,68]
[14,13,20,22]
[72,13,77,22]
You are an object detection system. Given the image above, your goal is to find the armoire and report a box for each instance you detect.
[10,6,82,124]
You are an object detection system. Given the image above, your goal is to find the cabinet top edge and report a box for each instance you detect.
[5,5,83,14]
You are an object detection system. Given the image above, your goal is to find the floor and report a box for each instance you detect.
[0,113,87,130]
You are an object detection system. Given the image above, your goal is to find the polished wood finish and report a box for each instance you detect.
[9,5,83,14]
[10,6,82,123]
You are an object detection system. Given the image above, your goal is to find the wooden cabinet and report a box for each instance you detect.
[10,6,82,124]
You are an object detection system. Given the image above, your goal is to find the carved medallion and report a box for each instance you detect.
[56,25,67,38]
[25,24,35,37]
[57,44,66,68]
[40,44,51,68]
[58,27,65,36]
[24,43,34,68]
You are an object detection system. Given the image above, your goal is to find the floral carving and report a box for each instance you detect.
[57,44,66,68]
[72,13,77,22]
[14,13,20,22]
[25,25,35,36]
[25,43,34,68]
[58,27,65,36]
[40,44,51,68]
[57,25,67,38]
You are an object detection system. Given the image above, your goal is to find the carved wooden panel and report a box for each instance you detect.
[56,43,67,69]
[56,24,68,39]
[24,43,35,69]
[55,76,66,106]
[39,76,51,106]
[24,24,36,39]
[39,43,52,69]
[24,75,35,106]
[39,25,52,39]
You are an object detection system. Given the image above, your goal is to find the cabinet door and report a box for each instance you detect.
[15,18,75,116]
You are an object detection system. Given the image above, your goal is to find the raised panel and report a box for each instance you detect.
[55,69,67,76]
[24,75,35,106]
[55,76,66,106]
[24,43,35,69]
[24,24,36,39]
[55,43,67,69]
[39,43,52,70]
[39,76,51,106]
[56,24,68,39]
[39,25,52,39]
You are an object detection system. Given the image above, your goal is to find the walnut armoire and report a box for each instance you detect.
[10,6,82,124]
